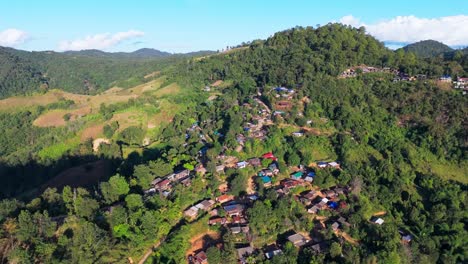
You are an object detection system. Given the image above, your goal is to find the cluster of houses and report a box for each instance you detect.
[145,169,192,197]
[338,65,432,83]
[453,76,468,93]
[298,186,348,215]
[433,75,467,94]
[317,161,340,169]
[339,65,398,78]
[393,73,427,82]
[341,66,467,94]
[187,193,255,264]
[184,199,216,219]
[236,100,275,146]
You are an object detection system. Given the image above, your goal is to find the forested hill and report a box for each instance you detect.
[171,24,465,88]
[172,24,395,88]
[169,25,467,167]
[0,47,213,99]
[0,47,47,98]
[401,40,453,58]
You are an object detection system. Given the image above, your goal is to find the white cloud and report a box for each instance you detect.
[339,15,361,28]
[0,28,28,47]
[339,15,468,46]
[58,30,145,51]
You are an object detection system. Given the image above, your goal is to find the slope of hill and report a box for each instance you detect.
[401,39,453,57]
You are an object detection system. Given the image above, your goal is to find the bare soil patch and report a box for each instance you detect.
[81,124,104,141]
[33,110,68,127]
[144,71,160,79]
[372,211,387,216]
[211,80,223,87]
[92,138,110,152]
[187,230,221,257]
[33,107,91,127]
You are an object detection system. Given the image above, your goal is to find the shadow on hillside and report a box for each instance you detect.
[0,144,168,201]
[0,155,119,200]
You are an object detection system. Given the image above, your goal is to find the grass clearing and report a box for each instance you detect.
[423,160,468,184]
[407,144,468,184]
[38,136,81,160]
[111,109,148,132]
[119,77,166,95]
[153,82,180,97]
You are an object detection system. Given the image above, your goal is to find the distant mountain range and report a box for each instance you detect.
[62,48,214,59]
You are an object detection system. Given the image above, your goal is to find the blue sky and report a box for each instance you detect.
[1,0,467,52]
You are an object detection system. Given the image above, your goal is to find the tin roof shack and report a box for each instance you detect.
[193,251,208,264]
[247,158,261,167]
[371,217,385,225]
[195,199,216,211]
[265,249,283,259]
[275,101,293,110]
[261,176,272,187]
[237,246,254,263]
[174,170,190,181]
[216,164,226,173]
[224,204,245,217]
[291,171,304,180]
[236,161,248,169]
[184,206,199,219]
[216,194,234,204]
[195,164,206,175]
[154,179,171,191]
[288,233,309,247]
[208,217,227,226]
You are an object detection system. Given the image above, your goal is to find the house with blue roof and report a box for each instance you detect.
[261,176,272,187]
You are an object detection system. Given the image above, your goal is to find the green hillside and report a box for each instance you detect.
[0,24,466,264]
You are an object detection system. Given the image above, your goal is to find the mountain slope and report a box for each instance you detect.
[402,39,453,57]
[0,47,47,97]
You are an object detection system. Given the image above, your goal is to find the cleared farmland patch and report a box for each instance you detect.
[81,123,104,141]
[153,82,180,97]
[111,109,148,131]
[33,107,92,127]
